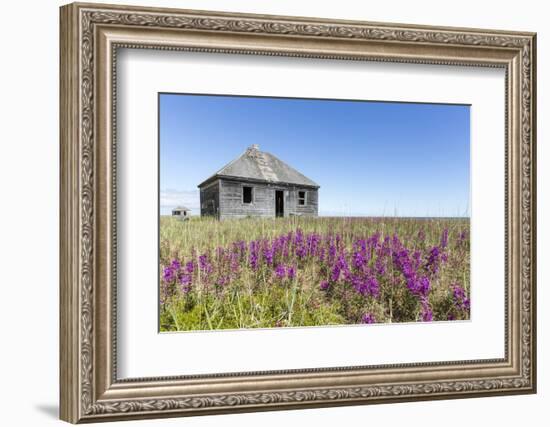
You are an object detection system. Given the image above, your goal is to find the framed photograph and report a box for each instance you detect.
[60,2,537,423]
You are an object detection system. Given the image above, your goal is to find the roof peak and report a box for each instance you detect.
[198,145,320,188]
[245,144,260,157]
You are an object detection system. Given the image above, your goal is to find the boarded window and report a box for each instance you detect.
[243,186,253,204]
[298,191,306,205]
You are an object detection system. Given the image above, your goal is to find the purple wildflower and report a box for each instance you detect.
[375,257,386,276]
[457,230,468,245]
[249,241,259,270]
[331,264,341,282]
[420,299,433,322]
[185,261,194,274]
[440,228,449,249]
[163,266,174,282]
[352,251,367,269]
[263,242,275,265]
[179,274,192,293]
[287,265,296,280]
[452,284,470,311]
[426,246,441,274]
[422,307,433,322]
[199,254,212,273]
[275,264,286,279]
[361,313,376,324]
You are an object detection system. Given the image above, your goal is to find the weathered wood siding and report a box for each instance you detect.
[199,180,220,218]
[288,187,318,217]
[217,179,318,220]
[218,180,274,219]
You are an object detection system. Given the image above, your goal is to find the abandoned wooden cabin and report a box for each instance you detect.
[197,144,319,220]
[172,206,191,220]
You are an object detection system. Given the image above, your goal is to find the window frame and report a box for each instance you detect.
[298,190,307,206]
[242,185,254,204]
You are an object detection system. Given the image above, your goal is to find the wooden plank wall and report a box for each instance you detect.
[199,180,220,218]
[218,179,318,220]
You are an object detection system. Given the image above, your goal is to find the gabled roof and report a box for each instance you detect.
[198,145,319,188]
[172,206,191,212]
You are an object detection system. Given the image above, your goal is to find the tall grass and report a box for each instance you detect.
[160,216,470,332]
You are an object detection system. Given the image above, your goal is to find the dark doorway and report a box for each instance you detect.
[275,191,284,218]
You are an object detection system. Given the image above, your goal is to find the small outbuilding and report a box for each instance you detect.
[197,144,319,220]
[172,206,191,220]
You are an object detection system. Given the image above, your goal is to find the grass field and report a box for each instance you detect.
[159,216,470,332]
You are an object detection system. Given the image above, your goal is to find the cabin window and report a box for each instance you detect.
[298,191,306,205]
[183,211,187,216]
[243,186,253,204]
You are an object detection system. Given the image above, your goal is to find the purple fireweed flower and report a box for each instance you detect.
[185,261,194,274]
[275,264,286,279]
[198,254,209,271]
[425,246,441,274]
[452,285,465,300]
[393,248,416,281]
[171,259,181,270]
[420,298,433,322]
[407,276,430,297]
[375,257,386,276]
[422,307,433,322]
[287,265,296,280]
[368,232,380,249]
[367,276,380,297]
[337,253,350,273]
[352,275,379,297]
[293,229,304,250]
[163,266,174,282]
[318,248,326,263]
[362,313,376,324]
[418,276,430,296]
[249,241,259,270]
[295,245,307,259]
[179,274,192,293]
[352,251,367,269]
[320,280,330,291]
[452,284,470,311]
[306,234,319,256]
[440,228,449,249]
[263,245,275,266]
[331,264,341,282]
[233,240,247,257]
[354,239,367,253]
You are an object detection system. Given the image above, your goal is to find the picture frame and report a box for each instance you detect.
[59,2,537,423]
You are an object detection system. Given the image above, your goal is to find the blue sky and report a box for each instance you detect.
[160,93,470,217]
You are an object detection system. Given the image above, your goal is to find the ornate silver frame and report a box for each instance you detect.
[60,2,537,423]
